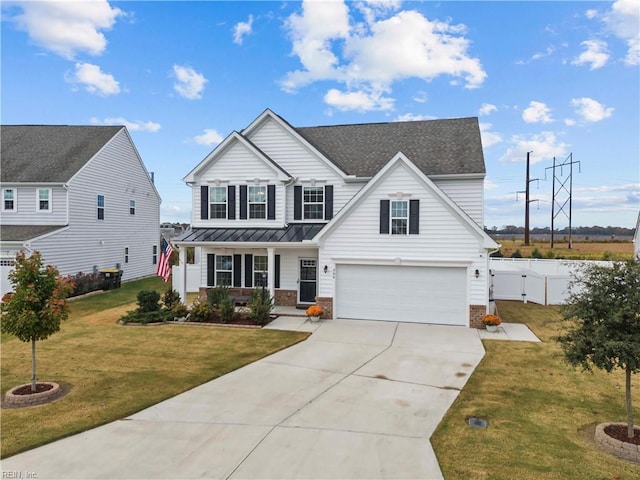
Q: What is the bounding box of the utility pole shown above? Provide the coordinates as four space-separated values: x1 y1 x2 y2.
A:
517 152 538 246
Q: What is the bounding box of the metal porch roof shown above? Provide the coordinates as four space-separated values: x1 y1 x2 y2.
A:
176 223 326 243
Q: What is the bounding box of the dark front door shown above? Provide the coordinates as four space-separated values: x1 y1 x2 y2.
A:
299 259 317 303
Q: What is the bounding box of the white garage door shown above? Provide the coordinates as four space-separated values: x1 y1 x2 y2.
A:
336 265 468 325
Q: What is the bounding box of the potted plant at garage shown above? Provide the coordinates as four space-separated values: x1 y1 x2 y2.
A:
482 313 501 332
306 304 324 323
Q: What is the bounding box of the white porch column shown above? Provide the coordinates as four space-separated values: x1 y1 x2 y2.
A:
179 246 187 304
267 247 275 299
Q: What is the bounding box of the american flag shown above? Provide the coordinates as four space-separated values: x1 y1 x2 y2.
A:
157 237 174 282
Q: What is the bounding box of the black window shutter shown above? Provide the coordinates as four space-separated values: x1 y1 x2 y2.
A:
380 200 390 234
244 254 253 288
324 185 334 220
227 185 236 220
294 186 302 220
409 199 420 234
239 185 247 219
267 185 276 220
233 254 242 287
200 186 209 220
275 255 281 288
207 254 215 286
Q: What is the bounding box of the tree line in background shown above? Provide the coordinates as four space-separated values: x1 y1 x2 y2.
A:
485 225 635 237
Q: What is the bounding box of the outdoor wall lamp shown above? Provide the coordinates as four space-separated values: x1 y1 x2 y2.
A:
323 265 328 274
474 269 480 278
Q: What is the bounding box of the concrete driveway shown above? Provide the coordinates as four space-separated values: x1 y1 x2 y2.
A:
2 318 486 479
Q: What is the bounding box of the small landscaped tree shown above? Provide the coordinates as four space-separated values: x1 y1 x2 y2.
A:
557 259 640 440
0 251 73 392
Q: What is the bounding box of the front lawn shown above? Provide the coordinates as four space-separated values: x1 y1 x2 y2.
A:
431 300 640 479
1 277 308 458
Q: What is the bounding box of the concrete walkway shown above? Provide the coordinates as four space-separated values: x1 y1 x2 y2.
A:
1 318 538 479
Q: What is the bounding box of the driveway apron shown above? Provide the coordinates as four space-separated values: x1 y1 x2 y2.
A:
2 319 486 479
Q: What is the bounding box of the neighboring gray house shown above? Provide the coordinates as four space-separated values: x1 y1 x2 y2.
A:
173 109 498 327
0 125 161 296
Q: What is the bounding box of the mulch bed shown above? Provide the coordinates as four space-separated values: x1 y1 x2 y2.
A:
604 424 640 445
12 383 54 395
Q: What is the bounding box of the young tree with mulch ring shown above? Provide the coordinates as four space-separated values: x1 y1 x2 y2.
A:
557 259 640 440
1 251 73 392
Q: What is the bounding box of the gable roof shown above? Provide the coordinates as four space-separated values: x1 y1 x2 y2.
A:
0 125 123 183
296 117 485 177
0 225 66 242
315 152 498 249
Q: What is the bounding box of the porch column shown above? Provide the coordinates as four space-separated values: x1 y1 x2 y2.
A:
179 246 187 305
267 247 275 299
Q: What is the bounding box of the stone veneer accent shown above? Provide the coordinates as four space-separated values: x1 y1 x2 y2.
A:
595 422 640 463
469 305 487 329
316 297 333 319
4 382 61 407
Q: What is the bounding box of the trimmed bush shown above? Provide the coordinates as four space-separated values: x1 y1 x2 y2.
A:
214 295 234 323
248 289 274 326
137 290 161 313
162 289 181 310
66 271 104 297
207 286 230 308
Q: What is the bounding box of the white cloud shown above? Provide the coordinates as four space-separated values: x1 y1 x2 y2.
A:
90 117 160 132
412 91 428 103
394 113 437 122
233 15 254 45
564 118 577 127
585 9 598 20
604 0 640 66
500 131 570 164
282 1 486 111
570 97 614 122
324 88 394 112
172 65 207 99
479 122 502 148
479 103 497 116
7 0 123 59
572 39 609 69
522 101 554 124
67 62 120 96
194 128 224 146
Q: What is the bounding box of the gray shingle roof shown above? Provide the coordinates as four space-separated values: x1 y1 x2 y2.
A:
0 125 123 183
295 117 485 177
0 225 65 242
177 224 326 243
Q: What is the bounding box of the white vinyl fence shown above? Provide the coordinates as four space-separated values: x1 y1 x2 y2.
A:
490 258 611 305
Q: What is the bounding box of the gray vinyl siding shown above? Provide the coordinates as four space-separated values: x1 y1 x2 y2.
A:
318 162 488 306
0 185 67 225
32 129 160 280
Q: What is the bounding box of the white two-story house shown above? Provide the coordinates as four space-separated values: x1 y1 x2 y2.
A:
0 125 161 296
174 109 499 327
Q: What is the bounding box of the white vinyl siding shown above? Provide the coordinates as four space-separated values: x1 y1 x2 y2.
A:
0 186 67 226
29 129 160 281
433 177 484 226
318 162 489 311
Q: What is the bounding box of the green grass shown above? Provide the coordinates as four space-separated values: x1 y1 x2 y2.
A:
431 300 640 480
1 277 308 458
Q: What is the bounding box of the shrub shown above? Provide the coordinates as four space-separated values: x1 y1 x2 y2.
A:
162 289 181 310
137 290 161 313
189 300 210 322
545 249 556 259
214 295 234 323
531 248 543 259
207 286 230 308
511 249 523 258
248 289 273 326
171 303 189 319
66 271 104 297
120 310 170 324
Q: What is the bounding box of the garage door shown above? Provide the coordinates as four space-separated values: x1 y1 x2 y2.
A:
336 265 467 325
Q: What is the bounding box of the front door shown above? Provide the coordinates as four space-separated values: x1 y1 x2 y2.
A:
299 259 317 303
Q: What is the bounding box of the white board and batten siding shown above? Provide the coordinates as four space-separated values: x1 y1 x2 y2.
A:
32 129 160 281
319 161 490 324
193 140 286 229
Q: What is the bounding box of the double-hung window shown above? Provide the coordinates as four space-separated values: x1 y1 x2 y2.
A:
3 189 15 211
152 245 158 265
248 186 266 219
124 247 129 264
216 255 233 286
391 201 408 235
253 255 268 287
37 188 51 212
129 200 136 215
303 186 324 220
209 186 227 219
97 195 105 220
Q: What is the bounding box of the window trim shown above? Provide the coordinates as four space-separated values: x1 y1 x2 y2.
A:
2 188 16 212
248 185 267 219
215 254 233 286
97 194 105 220
303 186 324 220
209 186 227 219
390 200 408 235
37 188 52 212
253 255 268 287
129 199 136 215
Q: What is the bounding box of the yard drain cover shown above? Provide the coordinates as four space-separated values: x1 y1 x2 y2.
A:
466 417 488 429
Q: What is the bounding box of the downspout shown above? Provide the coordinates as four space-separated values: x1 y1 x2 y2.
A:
63 183 70 225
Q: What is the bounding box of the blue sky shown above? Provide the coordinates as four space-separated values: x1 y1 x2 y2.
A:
2 0 638 229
